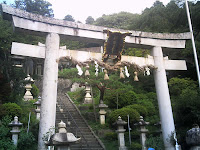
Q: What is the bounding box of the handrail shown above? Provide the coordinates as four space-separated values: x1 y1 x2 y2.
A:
57 97 91 150
65 93 106 150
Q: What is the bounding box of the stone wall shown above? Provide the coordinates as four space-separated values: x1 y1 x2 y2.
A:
35 78 72 96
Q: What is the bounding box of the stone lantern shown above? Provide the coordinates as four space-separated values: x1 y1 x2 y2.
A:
134 116 149 150
186 124 200 150
9 116 23 146
114 116 127 150
24 74 34 101
34 96 41 120
46 120 81 150
84 82 92 104
98 101 108 125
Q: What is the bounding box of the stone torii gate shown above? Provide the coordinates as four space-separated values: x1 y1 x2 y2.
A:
1 4 191 150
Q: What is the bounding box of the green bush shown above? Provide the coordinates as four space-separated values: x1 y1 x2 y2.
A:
17 100 39 128
0 116 16 150
58 68 78 78
104 132 117 141
137 99 156 116
104 89 138 109
17 130 37 150
0 103 22 118
125 104 148 117
67 89 85 103
145 135 164 150
108 107 140 126
31 84 39 98
129 142 142 150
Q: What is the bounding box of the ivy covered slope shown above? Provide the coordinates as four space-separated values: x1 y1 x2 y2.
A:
59 65 159 149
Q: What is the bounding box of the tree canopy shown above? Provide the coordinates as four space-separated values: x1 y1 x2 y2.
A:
14 0 54 17
64 14 75 22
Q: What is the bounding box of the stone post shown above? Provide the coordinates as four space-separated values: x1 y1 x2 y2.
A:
98 101 108 125
134 116 149 150
152 46 175 150
38 33 60 150
33 96 41 120
24 74 34 101
9 116 23 146
84 83 92 104
115 116 127 150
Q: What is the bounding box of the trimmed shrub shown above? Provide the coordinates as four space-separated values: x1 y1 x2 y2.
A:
0 103 22 118
108 107 140 126
125 104 148 117
104 89 138 109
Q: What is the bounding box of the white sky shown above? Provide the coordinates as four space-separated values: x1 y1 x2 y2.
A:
2 0 170 23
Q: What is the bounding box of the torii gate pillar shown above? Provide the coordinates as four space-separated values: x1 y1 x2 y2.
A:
38 33 60 150
152 46 175 150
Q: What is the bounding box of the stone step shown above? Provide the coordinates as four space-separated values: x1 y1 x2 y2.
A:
56 92 105 150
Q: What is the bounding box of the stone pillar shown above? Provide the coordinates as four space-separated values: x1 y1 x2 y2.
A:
98 101 108 125
38 33 60 150
115 116 127 150
134 116 149 150
34 96 41 120
9 116 23 146
84 83 92 104
152 46 175 150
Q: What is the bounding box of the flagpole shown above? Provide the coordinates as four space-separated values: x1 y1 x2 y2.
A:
185 0 200 88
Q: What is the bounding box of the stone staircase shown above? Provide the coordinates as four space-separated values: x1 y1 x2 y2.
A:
56 92 105 150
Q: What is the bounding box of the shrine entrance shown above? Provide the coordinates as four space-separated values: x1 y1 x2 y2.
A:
1 4 192 150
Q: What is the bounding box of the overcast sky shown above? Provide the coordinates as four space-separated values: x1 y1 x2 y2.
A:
1 0 171 23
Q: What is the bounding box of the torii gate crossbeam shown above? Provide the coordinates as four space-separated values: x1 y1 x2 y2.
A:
1 4 191 150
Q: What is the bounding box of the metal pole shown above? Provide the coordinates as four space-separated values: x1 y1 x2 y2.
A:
185 0 200 88
127 115 131 146
27 112 31 133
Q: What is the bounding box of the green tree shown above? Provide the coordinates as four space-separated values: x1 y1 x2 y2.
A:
94 12 139 29
169 77 200 149
64 14 75 22
85 16 95 24
14 0 54 17
0 102 22 118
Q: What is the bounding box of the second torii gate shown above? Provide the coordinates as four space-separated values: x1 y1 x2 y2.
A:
1 4 191 150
